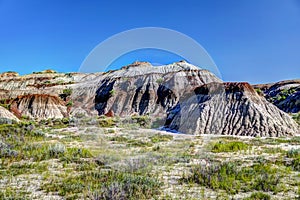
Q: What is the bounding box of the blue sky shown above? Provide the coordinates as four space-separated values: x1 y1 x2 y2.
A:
0 0 299 83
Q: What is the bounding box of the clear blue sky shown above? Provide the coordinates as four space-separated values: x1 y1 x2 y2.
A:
0 0 299 83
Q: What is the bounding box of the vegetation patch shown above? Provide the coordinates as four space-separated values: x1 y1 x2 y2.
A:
180 161 286 194
243 192 271 200
150 134 173 143
42 170 162 199
211 140 250 153
131 115 151 128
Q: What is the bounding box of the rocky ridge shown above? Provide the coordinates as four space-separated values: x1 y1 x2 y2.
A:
253 79 300 113
95 61 222 117
164 82 299 137
0 62 299 136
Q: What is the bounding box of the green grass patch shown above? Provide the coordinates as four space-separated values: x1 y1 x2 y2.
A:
211 140 249 153
244 192 270 200
180 161 286 194
150 134 173 143
42 170 162 199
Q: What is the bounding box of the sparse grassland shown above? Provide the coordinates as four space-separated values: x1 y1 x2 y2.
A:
0 117 300 199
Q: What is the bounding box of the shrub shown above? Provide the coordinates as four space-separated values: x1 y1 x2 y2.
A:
60 147 93 164
48 143 66 158
109 90 115 96
99 117 117 127
211 141 249 153
156 78 164 84
150 134 173 143
255 88 263 96
66 101 73 107
42 170 162 199
286 148 300 158
292 113 300 125
244 192 271 200
180 161 284 194
131 115 151 128
60 88 73 100
0 141 18 158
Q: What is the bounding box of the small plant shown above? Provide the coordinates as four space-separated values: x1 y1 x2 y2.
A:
66 100 73 107
21 115 30 120
150 134 173 143
287 148 300 158
292 113 300 125
99 117 117 127
109 89 115 96
255 88 263 96
156 78 164 84
131 115 151 128
48 143 66 158
60 88 73 101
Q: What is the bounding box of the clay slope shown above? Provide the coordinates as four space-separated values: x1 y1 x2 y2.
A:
95 61 222 117
253 79 300 113
0 70 102 118
0 106 19 121
11 94 68 119
165 82 299 137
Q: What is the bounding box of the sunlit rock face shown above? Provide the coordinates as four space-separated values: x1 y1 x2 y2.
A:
0 62 298 137
10 94 68 119
164 82 299 137
94 61 222 117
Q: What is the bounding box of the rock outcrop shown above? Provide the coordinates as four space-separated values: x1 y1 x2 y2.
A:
94 61 222 117
0 62 298 137
10 94 68 119
0 106 19 122
164 82 299 137
253 79 300 113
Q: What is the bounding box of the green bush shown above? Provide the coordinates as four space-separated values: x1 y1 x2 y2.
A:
211 141 249 153
109 90 115 96
66 101 73 107
292 113 300 125
60 88 73 100
99 117 117 127
156 78 164 84
150 134 173 143
131 115 151 128
255 88 263 96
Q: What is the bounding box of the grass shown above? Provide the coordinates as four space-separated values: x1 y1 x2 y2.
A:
42 170 162 199
244 192 271 200
1 117 300 199
131 115 152 128
150 134 173 143
180 161 286 194
211 140 250 153
292 113 300 125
